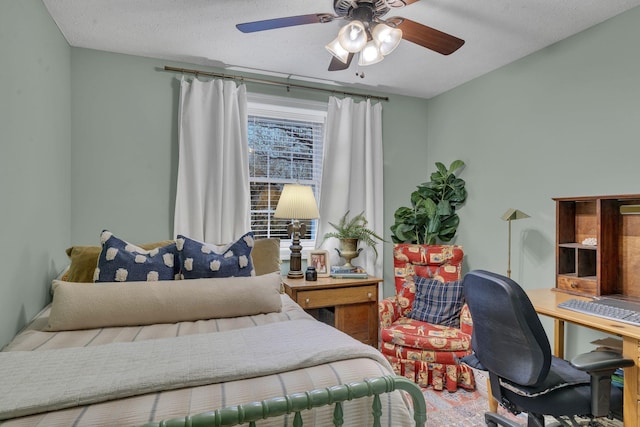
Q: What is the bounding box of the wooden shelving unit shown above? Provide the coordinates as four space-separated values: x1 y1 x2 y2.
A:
554 194 640 297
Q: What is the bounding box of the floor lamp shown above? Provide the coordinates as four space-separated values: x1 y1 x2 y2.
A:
274 184 319 279
501 208 530 278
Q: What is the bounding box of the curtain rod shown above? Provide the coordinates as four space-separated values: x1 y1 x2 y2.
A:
163 66 389 102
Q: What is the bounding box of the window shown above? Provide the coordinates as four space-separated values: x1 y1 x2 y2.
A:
247 94 327 257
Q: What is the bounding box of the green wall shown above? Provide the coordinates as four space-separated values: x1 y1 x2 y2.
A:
0 0 71 349
69 50 179 244
425 6 640 355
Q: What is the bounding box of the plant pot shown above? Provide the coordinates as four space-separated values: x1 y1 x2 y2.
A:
335 238 363 268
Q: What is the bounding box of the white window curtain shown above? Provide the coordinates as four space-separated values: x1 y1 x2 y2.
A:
316 97 384 278
173 77 251 243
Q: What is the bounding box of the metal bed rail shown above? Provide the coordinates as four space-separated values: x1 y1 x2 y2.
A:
140 375 426 427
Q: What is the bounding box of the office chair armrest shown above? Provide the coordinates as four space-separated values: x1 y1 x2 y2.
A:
571 351 634 417
571 350 634 373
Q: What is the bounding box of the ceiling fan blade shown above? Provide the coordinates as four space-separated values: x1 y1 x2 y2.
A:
387 0 421 7
390 17 464 55
328 53 354 71
236 14 334 33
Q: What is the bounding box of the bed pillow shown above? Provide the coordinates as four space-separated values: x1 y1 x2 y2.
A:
64 240 174 283
252 238 281 276
47 272 283 331
177 232 255 279
95 231 179 282
408 276 464 328
64 246 102 283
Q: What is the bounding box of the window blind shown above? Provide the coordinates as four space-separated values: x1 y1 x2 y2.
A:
247 96 326 243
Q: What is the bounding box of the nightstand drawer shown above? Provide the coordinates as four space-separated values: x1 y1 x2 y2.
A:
297 285 377 309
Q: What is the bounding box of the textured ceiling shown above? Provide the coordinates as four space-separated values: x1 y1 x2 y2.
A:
43 0 640 99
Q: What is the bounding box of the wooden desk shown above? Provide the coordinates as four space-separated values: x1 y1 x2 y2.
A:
282 276 381 346
528 288 640 426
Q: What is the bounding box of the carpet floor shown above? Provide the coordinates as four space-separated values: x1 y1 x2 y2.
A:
423 374 623 427
423 387 522 426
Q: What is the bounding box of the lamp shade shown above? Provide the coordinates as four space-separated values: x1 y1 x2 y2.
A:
501 208 530 221
337 20 367 53
372 23 402 56
325 36 350 64
358 40 384 66
273 184 319 220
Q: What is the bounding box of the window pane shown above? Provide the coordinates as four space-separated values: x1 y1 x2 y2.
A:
247 109 324 242
250 182 317 240
248 117 320 182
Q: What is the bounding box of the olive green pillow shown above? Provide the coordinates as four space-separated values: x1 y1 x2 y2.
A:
64 240 174 283
252 238 281 276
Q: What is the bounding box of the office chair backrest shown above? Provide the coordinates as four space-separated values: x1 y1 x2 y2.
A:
463 270 552 387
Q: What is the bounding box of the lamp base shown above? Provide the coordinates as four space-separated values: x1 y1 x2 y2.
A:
286 220 305 279
287 270 304 279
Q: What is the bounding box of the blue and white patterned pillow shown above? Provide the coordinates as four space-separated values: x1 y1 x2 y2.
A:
176 232 255 279
94 231 179 282
408 276 464 328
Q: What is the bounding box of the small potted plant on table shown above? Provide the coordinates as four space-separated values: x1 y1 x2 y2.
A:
323 211 385 269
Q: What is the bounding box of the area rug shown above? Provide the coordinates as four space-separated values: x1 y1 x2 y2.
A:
423 372 623 427
423 387 523 426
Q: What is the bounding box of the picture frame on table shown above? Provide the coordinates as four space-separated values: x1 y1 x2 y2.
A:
308 250 330 277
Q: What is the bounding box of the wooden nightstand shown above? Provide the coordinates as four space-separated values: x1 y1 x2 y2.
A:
282 276 382 347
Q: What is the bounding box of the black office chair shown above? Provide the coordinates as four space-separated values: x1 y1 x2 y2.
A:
461 270 634 427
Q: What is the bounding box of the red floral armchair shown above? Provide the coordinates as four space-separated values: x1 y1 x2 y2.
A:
379 244 475 392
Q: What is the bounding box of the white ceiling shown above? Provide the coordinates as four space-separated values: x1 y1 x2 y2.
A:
43 0 640 99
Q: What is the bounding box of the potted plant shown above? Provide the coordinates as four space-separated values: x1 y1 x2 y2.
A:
323 211 385 267
390 160 467 245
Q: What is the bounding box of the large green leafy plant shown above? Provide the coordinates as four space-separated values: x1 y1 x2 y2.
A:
390 160 467 245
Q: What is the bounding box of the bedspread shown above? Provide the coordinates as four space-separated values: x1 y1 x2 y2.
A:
1 295 415 427
0 318 388 420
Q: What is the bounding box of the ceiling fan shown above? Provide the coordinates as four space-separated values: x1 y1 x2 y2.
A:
236 0 464 71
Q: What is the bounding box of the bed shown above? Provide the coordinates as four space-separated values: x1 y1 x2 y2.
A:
0 232 424 426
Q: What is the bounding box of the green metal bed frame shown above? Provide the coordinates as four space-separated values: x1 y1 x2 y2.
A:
140 375 426 427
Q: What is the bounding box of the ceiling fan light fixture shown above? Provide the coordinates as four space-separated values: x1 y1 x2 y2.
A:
325 37 350 63
358 40 384 66
372 23 402 56
337 20 367 52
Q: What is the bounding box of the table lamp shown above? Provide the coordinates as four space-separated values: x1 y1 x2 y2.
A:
274 184 319 278
501 208 530 278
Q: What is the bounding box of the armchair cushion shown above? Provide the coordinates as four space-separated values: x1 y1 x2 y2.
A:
408 277 464 328
381 317 472 353
393 244 464 316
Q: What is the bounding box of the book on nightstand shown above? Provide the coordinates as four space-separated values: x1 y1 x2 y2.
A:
330 266 368 279
331 265 355 274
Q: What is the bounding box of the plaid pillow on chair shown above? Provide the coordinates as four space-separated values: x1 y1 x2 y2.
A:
408 276 465 328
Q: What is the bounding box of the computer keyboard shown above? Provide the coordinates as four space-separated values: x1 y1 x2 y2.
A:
558 298 640 327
